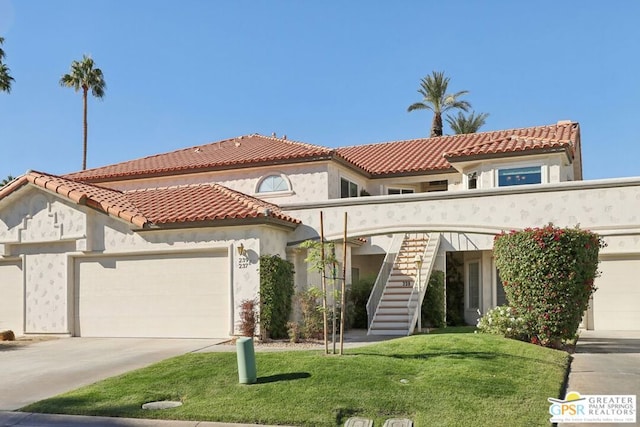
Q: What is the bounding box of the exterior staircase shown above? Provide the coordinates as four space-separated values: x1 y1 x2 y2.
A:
367 232 441 336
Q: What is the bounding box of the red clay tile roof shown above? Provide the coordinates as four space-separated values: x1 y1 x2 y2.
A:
64 134 333 182
0 171 300 228
125 184 301 225
60 121 579 182
336 121 579 176
443 135 574 160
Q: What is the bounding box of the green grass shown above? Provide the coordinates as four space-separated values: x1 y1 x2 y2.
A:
23 332 569 426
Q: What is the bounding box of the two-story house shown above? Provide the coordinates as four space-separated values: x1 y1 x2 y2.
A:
0 120 637 338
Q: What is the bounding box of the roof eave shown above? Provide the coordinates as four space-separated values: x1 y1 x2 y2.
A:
445 146 573 165
69 154 336 184
137 216 300 231
368 166 458 179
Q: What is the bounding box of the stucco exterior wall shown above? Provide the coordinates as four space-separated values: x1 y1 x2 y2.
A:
282 178 640 254
96 163 331 204
0 188 86 246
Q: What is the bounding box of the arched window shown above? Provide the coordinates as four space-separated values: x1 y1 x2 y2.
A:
257 174 290 193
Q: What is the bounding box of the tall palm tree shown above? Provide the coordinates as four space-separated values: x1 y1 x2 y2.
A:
446 111 490 134
60 55 106 170
407 71 471 137
0 37 14 93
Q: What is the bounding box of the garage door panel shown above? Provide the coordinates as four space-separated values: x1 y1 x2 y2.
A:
593 258 640 330
75 252 229 338
0 260 23 335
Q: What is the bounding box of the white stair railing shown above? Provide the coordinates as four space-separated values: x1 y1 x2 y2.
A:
406 233 441 334
366 233 404 329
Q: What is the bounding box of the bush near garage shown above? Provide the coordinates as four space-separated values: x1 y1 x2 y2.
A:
493 225 604 348
259 255 295 340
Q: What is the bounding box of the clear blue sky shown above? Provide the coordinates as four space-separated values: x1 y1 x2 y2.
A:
0 1 638 179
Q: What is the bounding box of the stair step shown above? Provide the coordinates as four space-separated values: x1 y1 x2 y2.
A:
368 329 407 336
378 302 408 310
371 321 410 329
373 314 410 322
376 306 407 316
381 294 413 301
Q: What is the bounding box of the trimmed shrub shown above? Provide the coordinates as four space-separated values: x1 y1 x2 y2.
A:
259 255 295 340
477 305 528 340
421 270 445 328
494 225 604 347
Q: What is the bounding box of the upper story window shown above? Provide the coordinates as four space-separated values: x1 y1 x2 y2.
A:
388 188 414 195
467 172 478 190
257 174 290 193
341 178 358 198
497 166 542 187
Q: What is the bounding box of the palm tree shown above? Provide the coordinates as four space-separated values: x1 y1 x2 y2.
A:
0 37 14 93
407 71 471 137
60 55 106 170
446 111 490 134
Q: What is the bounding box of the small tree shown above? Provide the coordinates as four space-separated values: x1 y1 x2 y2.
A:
238 299 258 337
494 225 605 347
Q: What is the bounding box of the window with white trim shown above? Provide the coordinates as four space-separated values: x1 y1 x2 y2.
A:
467 260 481 309
340 178 358 198
497 166 541 187
257 174 290 193
467 172 478 190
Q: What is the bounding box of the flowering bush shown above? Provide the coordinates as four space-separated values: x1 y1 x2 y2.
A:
494 224 605 348
477 305 528 340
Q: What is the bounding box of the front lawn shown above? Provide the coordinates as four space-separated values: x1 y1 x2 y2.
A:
23 332 569 426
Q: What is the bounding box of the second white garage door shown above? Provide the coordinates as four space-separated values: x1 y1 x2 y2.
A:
75 251 229 338
592 257 640 330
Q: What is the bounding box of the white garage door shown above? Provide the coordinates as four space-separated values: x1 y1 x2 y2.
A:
75 251 229 338
0 259 23 335
592 257 640 330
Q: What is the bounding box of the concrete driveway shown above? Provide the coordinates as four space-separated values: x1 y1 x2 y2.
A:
565 330 640 396
560 330 640 427
0 337 225 410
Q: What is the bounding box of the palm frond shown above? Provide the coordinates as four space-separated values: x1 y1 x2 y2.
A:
407 102 431 112
0 63 14 93
60 54 107 97
446 111 490 134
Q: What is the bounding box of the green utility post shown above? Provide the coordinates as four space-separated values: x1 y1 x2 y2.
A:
236 337 257 384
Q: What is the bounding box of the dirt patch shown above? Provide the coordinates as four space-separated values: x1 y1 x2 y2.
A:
222 336 326 350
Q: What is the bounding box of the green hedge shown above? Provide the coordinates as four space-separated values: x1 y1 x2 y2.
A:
348 277 375 329
421 270 445 328
493 225 604 347
259 255 295 339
